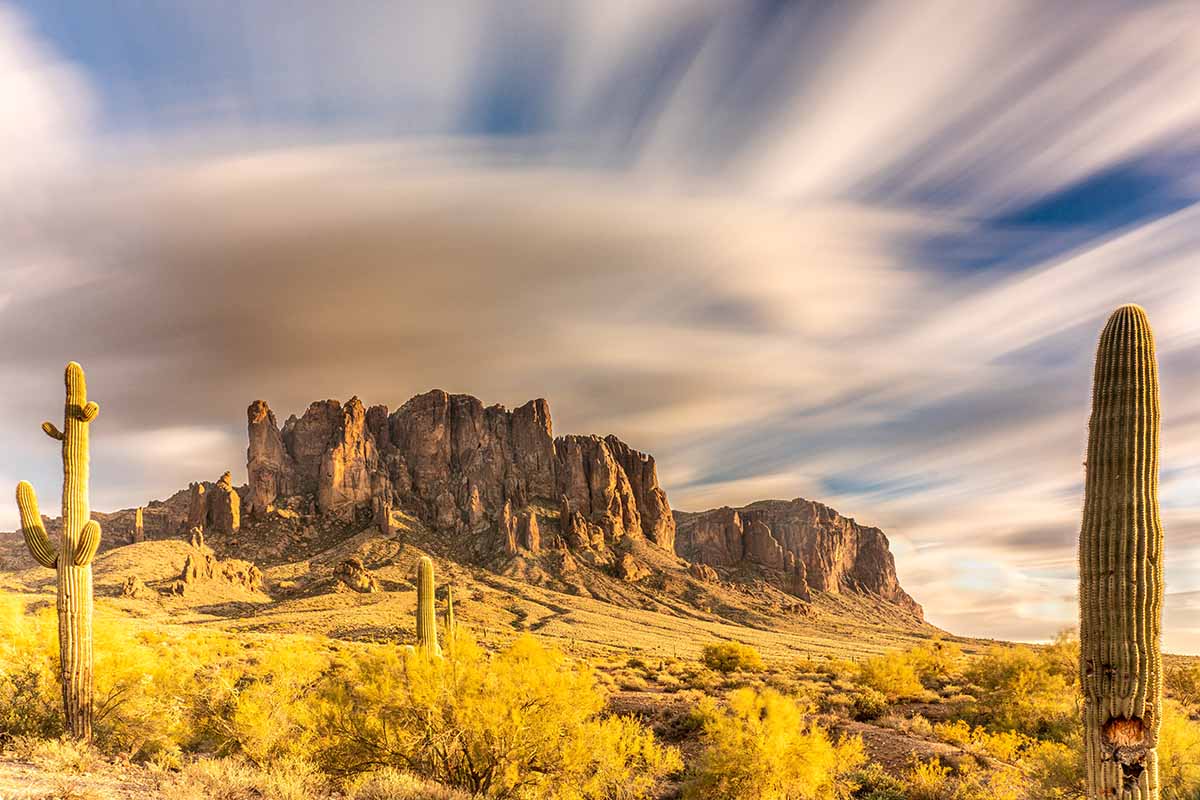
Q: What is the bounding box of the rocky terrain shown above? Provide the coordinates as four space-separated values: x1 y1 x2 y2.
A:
1 389 926 652
674 499 921 615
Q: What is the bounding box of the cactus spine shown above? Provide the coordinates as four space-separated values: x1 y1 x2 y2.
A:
1079 305 1163 799
16 362 102 741
416 556 441 656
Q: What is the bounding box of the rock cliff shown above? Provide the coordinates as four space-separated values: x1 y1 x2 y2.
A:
674 498 922 617
246 391 675 566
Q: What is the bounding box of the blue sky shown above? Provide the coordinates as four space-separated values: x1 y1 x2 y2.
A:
3 1 1200 650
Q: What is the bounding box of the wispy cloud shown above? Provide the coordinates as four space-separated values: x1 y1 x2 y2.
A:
3 1 1200 651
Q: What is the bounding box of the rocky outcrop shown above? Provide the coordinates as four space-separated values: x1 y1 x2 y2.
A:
171 545 263 595
208 472 241 535
186 472 241 536
120 576 151 599
245 391 675 564
334 558 380 593
674 499 921 617
247 400 294 514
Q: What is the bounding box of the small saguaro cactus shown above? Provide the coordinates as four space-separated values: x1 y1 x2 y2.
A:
132 506 144 543
444 584 456 637
17 362 102 741
416 556 441 656
1079 305 1164 799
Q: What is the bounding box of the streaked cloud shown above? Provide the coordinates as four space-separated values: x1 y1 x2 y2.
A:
3 1 1200 651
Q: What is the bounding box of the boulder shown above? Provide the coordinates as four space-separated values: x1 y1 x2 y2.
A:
334 558 380 593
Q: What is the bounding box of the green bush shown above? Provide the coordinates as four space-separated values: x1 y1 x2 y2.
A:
855 650 925 701
700 641 765 674
318 632 681 798
964 645 1075 739
0 594 679 799
1159 700 1200 799
682 687 864 800
850 687 888 721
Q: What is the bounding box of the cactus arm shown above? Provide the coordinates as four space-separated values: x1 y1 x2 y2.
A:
42 422 64 440
80 402 99 423
73 520 101 566
16 481 57 569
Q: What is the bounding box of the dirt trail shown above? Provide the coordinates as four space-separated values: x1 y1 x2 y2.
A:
0 756 167 800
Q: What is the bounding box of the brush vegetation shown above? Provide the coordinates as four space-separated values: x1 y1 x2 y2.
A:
5 592 1200 799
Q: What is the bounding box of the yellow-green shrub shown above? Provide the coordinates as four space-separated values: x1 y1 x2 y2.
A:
682 687 865 800
1166 663 1200 710
318 632 680 798
0 597 60 738
1159 700 1200 799
963 645 1075 739
904 638 964 687
700 641 765 674
855 650 925 701
189 639 332 764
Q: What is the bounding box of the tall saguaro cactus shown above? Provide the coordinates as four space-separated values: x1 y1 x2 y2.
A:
416 556 441 656
1079 305 1164 799
17 362 102 741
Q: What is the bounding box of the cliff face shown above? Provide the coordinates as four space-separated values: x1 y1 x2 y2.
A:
246 391 675 563
674 499 922 617
243 391 920 618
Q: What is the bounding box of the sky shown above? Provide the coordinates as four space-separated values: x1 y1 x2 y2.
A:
3 1 1200 651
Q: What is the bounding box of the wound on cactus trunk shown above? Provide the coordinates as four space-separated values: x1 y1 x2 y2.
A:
1079 305 1164 799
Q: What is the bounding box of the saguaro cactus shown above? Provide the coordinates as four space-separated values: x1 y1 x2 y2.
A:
132 506 144 543
17 362 102 740
1079 305 1163 799
444 584 456 637
416 556 441 656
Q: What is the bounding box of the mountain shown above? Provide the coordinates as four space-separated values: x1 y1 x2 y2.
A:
2 389 924 632
674 499 922 616
246 391 673 569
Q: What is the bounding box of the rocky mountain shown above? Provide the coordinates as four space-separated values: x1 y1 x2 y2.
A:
246 391 674 570
1 388 922 624
674 499 922 616
238 390 919 618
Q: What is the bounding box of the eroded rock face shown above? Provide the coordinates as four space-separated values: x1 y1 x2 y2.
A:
246 391 675 564
185 472 241 537
247 400 294 514
172 545 263 595
208 472 241 535
334 558 380 593
674 499 921 617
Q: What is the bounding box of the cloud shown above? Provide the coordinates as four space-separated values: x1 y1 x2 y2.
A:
4 1 1200 653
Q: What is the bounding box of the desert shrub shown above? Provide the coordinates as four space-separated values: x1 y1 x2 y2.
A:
0 597 63 738
1167 663 1200 710
905 638 965 687
346 768 473 800
319 632 680 798
855 650 925 701
7 735 105 774
850 762 906 800
903 757 952 800
1022 737 1084 797
850 687 888 721
171 755 328 800
1159 700 1200 799
188 639 332 764
963 645 1075 739
700 641 765 674
950 757 1025 800
682 687 865 800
